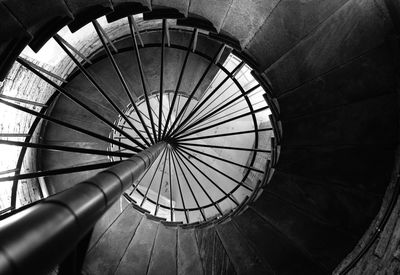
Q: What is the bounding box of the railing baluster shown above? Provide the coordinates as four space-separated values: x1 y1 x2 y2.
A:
128 16 157 143
174 149 223 215
171 149 206 221
170 147 188 223
0 98 138 152
92 20 154 145
54 34 151 148
162 29 196 139
17 57 145 149
140 148 167 207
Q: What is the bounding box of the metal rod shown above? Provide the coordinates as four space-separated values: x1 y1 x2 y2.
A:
175 146 253 192
0 139 138 156
178 142 271 154
131 16 144 47
17 57 145 149
175 147 238 207
0 98 138 152
128 16 157 143
179 144 264 173
174 149 223 215
55 35 92 64
165 43 225 138
140 148 167 206
174 84 261 137
96 22 118 53
54 34 150 148
92 20 154 144
0 133 30 138
179 128 272 142
162 29 197 139
0 161 119 182
168 148 173 221
0 168 20 176
19 58 67 83
170 149 206 221
178 61 243 130
155 145 168 215
0 143 165 275
0 94 47 107
158 19 166 141
175 105 268 140
170 147 188 223
188 99 265 133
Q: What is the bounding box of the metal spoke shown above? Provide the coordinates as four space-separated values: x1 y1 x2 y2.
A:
173 84 261 138
175 147 238 207
162 29 197 139
140 148 167 207
54 34 150 148
178 61 243 131
128 16 157 142
188 99 265 133
178 142 271 153
174 148 223 215
175 106 268 140
179 128 272 142
0 139 137 157
179 144 264 173
170 147 188 223
155 144 168 215
158 19 166 141
165 44 226 138
167 148 173 221
17 57 145 149
92 20 154 145
170 149 206 221
175 146 253 192
0 98 138 152
0 161 119 182
0 94 47 107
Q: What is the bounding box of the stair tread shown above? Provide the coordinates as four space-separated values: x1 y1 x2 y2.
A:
177 228 203 275
114 217 159 275
233 208 327 274
2 0 73 52
216 220 272 275
147 224 177 275
84 206 142 275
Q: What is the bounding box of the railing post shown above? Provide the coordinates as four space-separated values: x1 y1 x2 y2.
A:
0 142 165 275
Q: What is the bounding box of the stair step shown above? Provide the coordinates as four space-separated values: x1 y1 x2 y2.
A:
114 217 159 274
188 0 233 33
233 207 327 274
263 0 391 94
177 228 203 275
89 198 129 250
84 206 143 274
220 0 280 48
250 190 356 270
245 0 349 71
147 224 177 275
66 0 114 33
196 227 216 274
152 0 190 17
2 0 73 52
0 3 32 81
216 219 272 274
106 0 151 23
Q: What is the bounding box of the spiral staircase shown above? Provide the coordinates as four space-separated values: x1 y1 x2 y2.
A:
0 0 399 274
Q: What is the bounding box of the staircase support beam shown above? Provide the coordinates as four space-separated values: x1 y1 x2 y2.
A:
0 142 166 275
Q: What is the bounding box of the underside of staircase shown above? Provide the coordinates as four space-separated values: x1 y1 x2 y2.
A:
0 1 399 275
